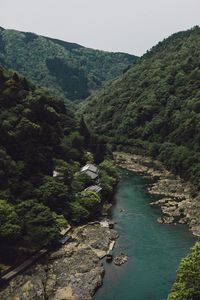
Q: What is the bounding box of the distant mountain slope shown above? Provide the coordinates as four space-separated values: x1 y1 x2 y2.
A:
81 26 200 188
0 27 137 101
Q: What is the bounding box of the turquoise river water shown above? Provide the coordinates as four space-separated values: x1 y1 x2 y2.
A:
94 170 195 300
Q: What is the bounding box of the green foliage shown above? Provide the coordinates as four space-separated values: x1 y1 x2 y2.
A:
79 117 109 163
0 28 137 101
52 212 68 229
0 66 88 251
99 159 118 198
53 159 79 185
69 201 89 223
81 26 200 189
78 190 101 211
36 176 69 214
0 200 21 239
0 148 19 193
168 241 200 300
100 171 116 198
0 66 111 254
83 151 94 164
71 173 93 193
99 160 118 178
70 190 101 223
46 57 89 99
16 200 60 246
79 116 91 146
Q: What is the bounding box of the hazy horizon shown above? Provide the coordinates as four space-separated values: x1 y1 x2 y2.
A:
1 0 200 56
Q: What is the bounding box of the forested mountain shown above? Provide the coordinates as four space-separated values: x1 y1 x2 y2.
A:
81 26 200 189
0 27 137 101
1 24 200 297
0 67 117 269
80 26 200 298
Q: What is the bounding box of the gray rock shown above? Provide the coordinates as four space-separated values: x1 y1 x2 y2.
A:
114 253 128 266
0 224 118 300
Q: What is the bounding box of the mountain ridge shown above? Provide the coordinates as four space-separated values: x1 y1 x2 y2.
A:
0 27 138 102
81 26 200 186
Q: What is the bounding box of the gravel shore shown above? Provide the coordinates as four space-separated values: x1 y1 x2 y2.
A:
114 152 200 237
0 224 118 300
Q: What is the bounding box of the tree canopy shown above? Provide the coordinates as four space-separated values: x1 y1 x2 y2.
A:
168 241 200 300
0 67 113 254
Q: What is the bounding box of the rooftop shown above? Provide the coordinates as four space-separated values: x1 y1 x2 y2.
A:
85 185 102 193
83 170 98 180
81 164 98 174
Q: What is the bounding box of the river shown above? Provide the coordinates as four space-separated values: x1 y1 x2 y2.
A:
94 170 195 300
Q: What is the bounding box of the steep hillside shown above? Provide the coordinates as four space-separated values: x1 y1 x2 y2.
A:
81 26 200 188
0 66 117 266
0 27 137 101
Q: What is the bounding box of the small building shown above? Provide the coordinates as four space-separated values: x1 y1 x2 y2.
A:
58 235 70 245
84 170 98 180
80 164 99 180
85 185 102 194
81 164 98 174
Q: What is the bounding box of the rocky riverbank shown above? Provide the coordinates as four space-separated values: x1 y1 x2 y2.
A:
0 224 118 300
114 152 200 237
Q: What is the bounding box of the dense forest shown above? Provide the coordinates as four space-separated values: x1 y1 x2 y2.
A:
81 26 200 189
80 26 200 298
0 27 137 101
0 67 117 270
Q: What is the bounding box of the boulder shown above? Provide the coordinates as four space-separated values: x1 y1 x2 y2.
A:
114 253 128 266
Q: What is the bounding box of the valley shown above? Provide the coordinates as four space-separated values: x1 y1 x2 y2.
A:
0 24 200 299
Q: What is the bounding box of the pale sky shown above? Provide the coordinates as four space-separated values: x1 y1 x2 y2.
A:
1 0 200 56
